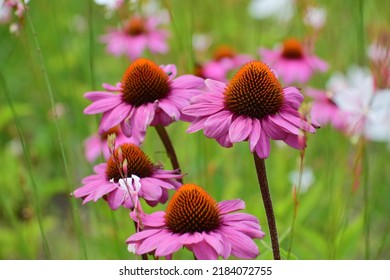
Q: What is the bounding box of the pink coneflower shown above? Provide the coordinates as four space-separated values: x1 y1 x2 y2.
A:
84 125 130 162
259 38 328 84
83 58 204 144
100 14 170 60
305 88 349 131
127 184 265 260
183 61 316 159
73 143 183 210
201 45 253 82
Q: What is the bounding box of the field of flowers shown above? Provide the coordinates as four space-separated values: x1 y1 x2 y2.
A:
0 0 389 260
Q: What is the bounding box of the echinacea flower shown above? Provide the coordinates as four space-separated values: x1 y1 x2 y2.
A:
83 58 205 144
73 143 183 210
305 88 349 131
327 66 390 141
100 14 170 60
259 38 328 84
84 125 129 162
183 61 316 159
201 45 253 82
126 184 265 260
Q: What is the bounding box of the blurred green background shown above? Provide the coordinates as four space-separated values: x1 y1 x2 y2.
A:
0 0 389 260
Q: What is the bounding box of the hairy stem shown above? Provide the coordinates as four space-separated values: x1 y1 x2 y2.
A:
155 125 183 184
253 153 281 260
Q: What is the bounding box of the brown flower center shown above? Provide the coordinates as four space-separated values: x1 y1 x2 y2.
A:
214 45 236 61
165 184 221 234
124 17 146 36
224 61 284 119
105 143 154 182
121 58 170 107
281 38 304 59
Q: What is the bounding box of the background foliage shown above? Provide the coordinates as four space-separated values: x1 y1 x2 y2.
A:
0 0 389 259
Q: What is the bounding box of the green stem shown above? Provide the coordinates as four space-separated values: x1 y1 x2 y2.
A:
287 150 305 259
253 153 281 260
155 125 183 184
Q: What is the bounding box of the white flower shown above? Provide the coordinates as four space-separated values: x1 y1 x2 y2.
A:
304 6 327 30
328 66 390 141
248 0 295 22
289 167 315 193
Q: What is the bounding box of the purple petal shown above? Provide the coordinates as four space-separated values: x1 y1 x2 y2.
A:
106 189 125 210
141 211 166 227
203 232 230 259
182 102 224 117
205 79 227 92
261 117 288 140
172 75 205 89
249 118 261 152
203 110 233 139
99 103 131 133
84 97 123 115
218 199 245 214
155 234 183 257
179 232 204 245
126 228 164 243
136 229 172 255
220 228 259 259
191 240 218 260
255 128 270 159
268 114 300 135
229 116 253 142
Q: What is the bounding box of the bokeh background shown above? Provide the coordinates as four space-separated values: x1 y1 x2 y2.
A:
0 0 389 259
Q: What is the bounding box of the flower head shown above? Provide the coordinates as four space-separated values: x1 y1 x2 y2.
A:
101 14 170 60
83 58 204 144
259 38 328 84
200 45 253 82
327 66 390 141
183 61 316 159
84 125 129 162
248 0 295 22
126 184 265 260
73 143 183 210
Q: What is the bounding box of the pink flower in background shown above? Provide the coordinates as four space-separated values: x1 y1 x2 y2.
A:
101 14 170 60
327 66 390 141
73 143 183 210
259 38 328 84
84 125 129 162
201 45 253 82
83 58 204 144
127 184 265 260
305 88 349 131
367 32 390 89
183 61 316 159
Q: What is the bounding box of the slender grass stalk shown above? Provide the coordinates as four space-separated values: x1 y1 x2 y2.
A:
88 0 96 90
155 125 183 183
253 153 280 260
287 149 305 259
22 2 88 259
0 73 51 259
361 139 370 259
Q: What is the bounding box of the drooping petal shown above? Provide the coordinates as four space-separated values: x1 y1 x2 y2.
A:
229 116 253 142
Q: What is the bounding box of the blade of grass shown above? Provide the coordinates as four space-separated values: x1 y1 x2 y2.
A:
22 1 88 259
0 73 51 259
